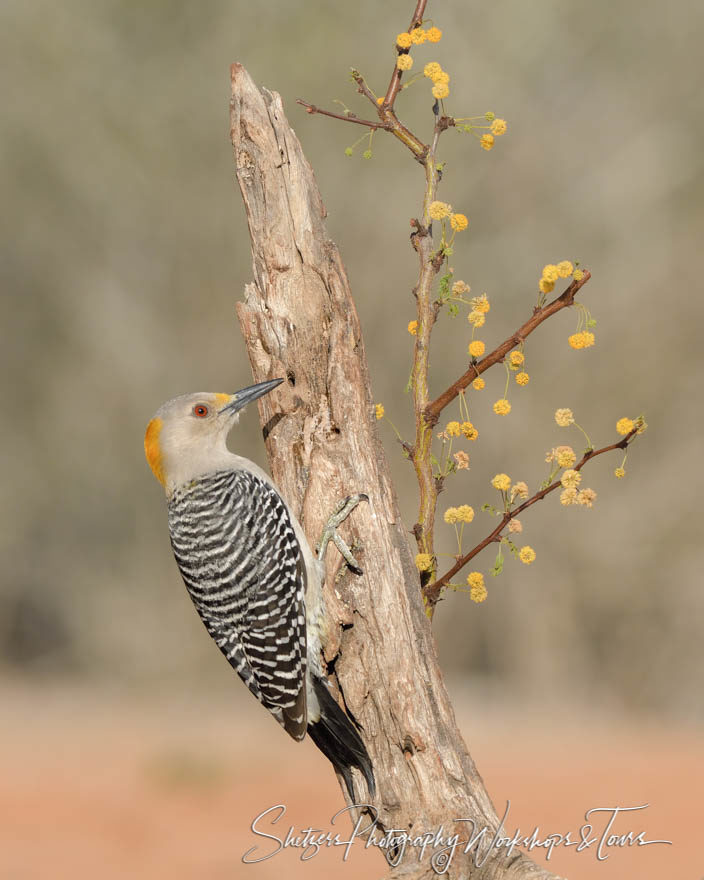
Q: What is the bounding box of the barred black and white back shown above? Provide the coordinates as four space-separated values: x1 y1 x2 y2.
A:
168 469 308 738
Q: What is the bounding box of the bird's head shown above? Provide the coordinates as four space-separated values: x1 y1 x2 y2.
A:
144 378 283 493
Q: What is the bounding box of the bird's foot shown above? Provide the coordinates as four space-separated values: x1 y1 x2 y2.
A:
316 493 368 575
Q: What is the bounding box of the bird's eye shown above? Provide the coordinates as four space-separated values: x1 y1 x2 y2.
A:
193 404 209 418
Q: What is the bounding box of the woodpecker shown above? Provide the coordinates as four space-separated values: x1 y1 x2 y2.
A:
145 378 374 799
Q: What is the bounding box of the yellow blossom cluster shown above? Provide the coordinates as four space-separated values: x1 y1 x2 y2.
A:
614 467 626 479
450 213 468 231
468 340 485 358
429 200 452 220
508 519 523 533
423 60 450 100
568 331 595 350
461 421 478 440
561 486 597 507
519 546 536 564
493 398 511 415
408 320 418 335
446 420 461 437
555 445 576 468
480 133 494 151
467 571 487 603
515 372 530 386
415 553 432 571
452 280 470 296
444 505 475 524
375 403 384 420
616 417 635 436
538 260 575 294
555 407 574 427
509 351 524 368
470 293 490 314
473 377 485 390
577 488 597 507
491 118 507 136
397 54 413 71
561 469 582 489
491 473 511 491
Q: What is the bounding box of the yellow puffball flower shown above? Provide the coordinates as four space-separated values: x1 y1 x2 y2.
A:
560 469 582 489
432 71 450 84
468 340 485 358
582 332 595 348
577 488 597 508
515 372 530 386
446 421 461 437
415 553 432 571
490 118 507 136
470 583 487 603
508 519 523 533
461 421 478 441
443 507 459 524
614 467 626 479
408 320 418 335
493 398 511 415
410 27 426 44
457 505 475 523
519 546 536 564
376 96 384 105
471 293 490 314
375 403 385 420
542 264 559 283
555 445 576 468
573 268 585 281
396 32 413 48
397 54 413 71
557 260 573 278
560 487 578 506
468 311 485 327
473 377 485 390
480 133 495 151
423 61 442 79
432 82 450 100
467 571 484 588
555 407 574 427
569 332 586 350
450 213 469 231
426 26 442 42
452 280 470 295
616 417 635 436
429 200 452 220
538 277 555 294
491 473 511 491
509 351 524 367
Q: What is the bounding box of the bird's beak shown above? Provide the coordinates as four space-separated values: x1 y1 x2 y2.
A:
219 378 284 416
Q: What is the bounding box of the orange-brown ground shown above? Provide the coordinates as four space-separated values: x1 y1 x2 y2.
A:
1 684 700 879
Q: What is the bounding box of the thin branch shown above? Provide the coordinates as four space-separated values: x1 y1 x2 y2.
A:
380 0 429 109
296 100 390 130
423 426 640 606
426 271 592 424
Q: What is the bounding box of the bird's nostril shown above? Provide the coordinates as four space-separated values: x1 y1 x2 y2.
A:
286 370 296 387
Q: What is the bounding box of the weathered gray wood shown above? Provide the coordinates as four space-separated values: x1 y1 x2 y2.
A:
229 62 563 880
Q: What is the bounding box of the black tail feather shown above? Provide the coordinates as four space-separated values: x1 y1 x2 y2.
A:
307 676 375 800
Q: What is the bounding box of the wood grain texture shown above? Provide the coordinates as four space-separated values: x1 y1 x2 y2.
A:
229 62 563 880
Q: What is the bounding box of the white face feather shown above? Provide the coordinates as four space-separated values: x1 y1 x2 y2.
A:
145 392 242 493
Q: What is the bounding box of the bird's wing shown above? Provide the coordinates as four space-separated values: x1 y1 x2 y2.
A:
168 469 308 740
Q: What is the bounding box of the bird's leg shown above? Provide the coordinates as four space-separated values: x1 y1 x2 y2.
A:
316 494 368 575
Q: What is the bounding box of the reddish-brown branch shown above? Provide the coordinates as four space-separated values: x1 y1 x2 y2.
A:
423 427 639 606
426 271 592 424
380 0 430 109
296 100 390 130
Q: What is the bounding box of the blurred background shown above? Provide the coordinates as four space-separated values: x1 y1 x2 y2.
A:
2 0 702 878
